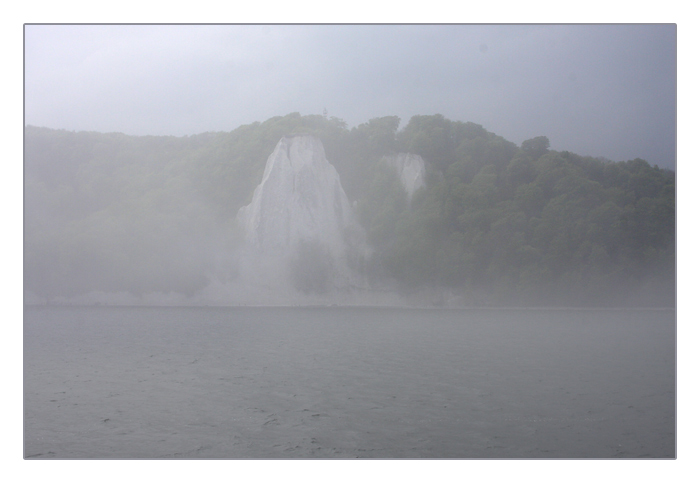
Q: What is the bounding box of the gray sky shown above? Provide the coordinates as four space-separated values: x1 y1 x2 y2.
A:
24 24 676 168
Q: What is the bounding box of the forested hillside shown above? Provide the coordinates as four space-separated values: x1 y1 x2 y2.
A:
24 113 675 306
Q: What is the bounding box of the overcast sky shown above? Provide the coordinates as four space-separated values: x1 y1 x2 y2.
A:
24 24 676 168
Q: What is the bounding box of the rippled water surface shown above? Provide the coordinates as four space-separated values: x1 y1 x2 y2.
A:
24 306 675 458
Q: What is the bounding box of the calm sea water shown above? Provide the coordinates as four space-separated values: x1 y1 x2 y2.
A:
24 306 675 459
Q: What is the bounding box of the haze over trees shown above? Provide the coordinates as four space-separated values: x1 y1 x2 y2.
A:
24 113 675 306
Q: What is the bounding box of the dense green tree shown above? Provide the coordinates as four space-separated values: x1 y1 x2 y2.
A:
521 136 550 160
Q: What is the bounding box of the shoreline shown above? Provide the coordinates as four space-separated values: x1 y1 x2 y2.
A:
23 303 676 311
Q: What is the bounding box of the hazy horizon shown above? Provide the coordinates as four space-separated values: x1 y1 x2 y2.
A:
24 24 676 169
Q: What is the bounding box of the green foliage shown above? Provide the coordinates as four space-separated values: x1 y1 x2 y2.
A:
356 162 408 248
334 116 400 202
521 136 550 160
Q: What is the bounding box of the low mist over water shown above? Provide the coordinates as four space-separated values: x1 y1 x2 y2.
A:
24 306 675 458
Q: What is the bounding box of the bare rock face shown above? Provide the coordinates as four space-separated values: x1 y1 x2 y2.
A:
235 135 368 302
383 153 426 199
239 135 354 257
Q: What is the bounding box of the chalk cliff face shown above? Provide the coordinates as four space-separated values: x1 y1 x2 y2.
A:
235 135 367 301
239 135 354 257
383 153 426 199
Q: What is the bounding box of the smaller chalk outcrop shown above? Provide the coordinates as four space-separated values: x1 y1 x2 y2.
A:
383 153 426 199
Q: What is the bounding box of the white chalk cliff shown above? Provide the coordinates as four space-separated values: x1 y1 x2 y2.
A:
383 153 426 199
235 135 368 301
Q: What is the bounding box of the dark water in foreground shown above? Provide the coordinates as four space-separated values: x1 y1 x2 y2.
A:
24 306 675 459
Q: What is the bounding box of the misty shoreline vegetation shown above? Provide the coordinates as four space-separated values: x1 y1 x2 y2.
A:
24 113 675 307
